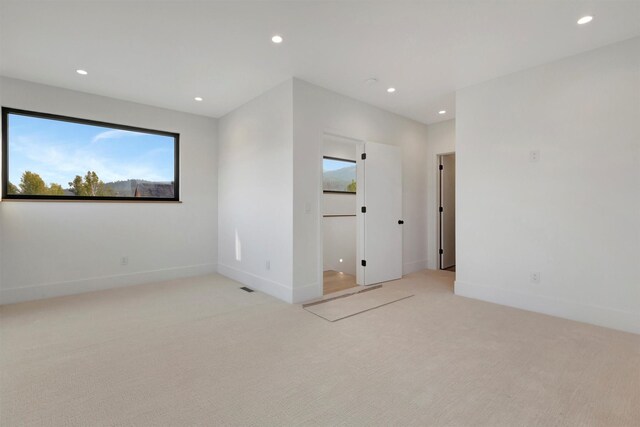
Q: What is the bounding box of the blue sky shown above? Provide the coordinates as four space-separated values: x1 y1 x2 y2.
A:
323 158 355 172
8 114 175 186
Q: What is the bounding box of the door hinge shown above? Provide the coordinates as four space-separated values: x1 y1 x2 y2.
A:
439 206 443 213
361 260 367 267
439 249 444 255
361 153 367 160
361 206 366 213
439 164 443 170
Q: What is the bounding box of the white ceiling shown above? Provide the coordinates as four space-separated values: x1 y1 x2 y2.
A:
1 1 639 124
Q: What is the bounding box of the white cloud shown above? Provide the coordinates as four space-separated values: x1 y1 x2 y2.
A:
92 129 140 143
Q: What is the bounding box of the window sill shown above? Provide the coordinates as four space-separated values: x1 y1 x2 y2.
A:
0 199 183 204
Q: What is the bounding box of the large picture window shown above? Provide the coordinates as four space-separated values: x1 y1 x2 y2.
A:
2 108 179 201
323 156 356 193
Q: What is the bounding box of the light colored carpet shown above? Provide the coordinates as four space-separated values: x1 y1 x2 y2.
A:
305 286 413 321
1 270 639 426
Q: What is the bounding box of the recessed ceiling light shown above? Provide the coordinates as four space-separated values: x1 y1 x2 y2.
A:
271 35 283 44
387 87 396 93
76 69 88 75
365 77 378 86
194 97 203 101
439 110 447 115
577 15 593 25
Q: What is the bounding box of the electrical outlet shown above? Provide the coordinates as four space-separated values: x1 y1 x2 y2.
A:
530 272 540 284
265 260 271 270
121 256 129 266
529 150 540 162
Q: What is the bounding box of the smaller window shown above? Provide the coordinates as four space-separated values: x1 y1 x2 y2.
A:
323 156 356 193
2 107 179 201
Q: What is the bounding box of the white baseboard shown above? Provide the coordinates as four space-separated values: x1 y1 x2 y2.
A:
455 280 640 335
403 259 428 275
217 263 292 303
292 282 322 304
0 263 218 305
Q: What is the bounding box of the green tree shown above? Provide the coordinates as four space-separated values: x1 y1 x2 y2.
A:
347 179 356 193
48 183 65 195
7 181 19 194
69 171 113 196
16 172 69 195
69 175 87 196
19 171 47 195
84 171 102 196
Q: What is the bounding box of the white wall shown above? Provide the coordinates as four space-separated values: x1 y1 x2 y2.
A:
293 79 430 302
0 77 218 304
425 119 456 269
455 37 640 334
322 137 357 275
217 80 294 302
323 217 357 275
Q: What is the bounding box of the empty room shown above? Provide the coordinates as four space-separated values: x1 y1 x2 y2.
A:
0 1 638 426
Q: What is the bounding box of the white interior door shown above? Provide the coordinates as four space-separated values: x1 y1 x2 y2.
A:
440 153 456 269
357 141 403 285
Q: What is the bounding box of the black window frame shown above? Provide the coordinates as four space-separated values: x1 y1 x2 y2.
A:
1 107 180 202
322 155 356 194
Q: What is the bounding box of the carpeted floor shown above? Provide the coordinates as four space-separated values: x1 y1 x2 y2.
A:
304 285 413 321
1 270 638 426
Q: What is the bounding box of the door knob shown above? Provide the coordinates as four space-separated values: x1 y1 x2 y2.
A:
398 220 404 225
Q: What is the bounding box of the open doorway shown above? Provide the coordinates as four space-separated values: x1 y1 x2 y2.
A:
322 137 358 295
319 134 404 296
438 153 456 271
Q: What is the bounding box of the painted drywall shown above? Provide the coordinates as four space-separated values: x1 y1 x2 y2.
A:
0 77 218 304
425 119 456 269
322 137 356 275
455 37 640 334
292 79 430 302
217 80 294 302
322 217 357 275
323 194 356 216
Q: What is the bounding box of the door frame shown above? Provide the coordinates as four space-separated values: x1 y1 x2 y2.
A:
317 132 365 296
437 152 456 270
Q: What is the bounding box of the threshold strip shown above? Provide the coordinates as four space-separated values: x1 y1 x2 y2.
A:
302 285 383 308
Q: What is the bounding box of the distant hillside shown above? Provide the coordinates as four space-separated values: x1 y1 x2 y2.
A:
103 179 150 197
62 179 169 197
8 170 174 197
323 165 356 192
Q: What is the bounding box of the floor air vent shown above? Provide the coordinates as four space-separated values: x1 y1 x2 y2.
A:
240 287 254 293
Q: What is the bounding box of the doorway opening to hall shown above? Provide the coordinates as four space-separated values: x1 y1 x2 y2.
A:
438 153 456 272
320 133 404 296
322 139 358 295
